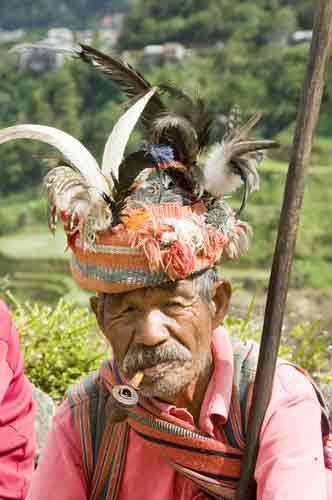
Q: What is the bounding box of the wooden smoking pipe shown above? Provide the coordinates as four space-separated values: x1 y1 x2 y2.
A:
106 371 144 423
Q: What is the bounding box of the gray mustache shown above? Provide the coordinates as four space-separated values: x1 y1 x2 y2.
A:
123 339 192 375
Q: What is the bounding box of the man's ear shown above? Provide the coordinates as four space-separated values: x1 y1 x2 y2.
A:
90 295 104 332
211 281 232 329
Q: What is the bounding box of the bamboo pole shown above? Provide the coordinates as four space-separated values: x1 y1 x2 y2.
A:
236 2 332 498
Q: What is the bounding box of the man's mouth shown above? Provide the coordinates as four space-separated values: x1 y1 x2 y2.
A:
141 360 182 378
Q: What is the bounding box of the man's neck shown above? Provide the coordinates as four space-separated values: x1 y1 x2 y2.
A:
162 353 213 426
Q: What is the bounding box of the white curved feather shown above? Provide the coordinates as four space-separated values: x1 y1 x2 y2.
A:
0 124 110 197
101 87 157 180
203 142 243 198
44 165 112 246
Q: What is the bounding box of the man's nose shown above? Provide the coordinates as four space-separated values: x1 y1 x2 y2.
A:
133 309 170 347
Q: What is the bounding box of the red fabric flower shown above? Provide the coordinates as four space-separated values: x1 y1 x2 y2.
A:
202 229 227 265
162 241 195 281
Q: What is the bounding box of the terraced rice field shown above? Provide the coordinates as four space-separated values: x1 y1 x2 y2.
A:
0 226 89 304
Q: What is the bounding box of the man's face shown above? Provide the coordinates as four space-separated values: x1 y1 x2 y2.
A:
96 280 218 401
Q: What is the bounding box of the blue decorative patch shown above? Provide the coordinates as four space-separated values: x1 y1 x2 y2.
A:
149 144 175 166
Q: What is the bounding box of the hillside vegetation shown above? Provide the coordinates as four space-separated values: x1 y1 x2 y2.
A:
0 0 131 30
119 0 313 48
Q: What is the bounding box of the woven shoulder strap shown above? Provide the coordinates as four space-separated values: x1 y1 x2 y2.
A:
220 340 258 450
66 371 128 500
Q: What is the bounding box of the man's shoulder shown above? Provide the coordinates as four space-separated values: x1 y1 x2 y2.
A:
231 339 330 437
51 370 103 431
274 362 319 403
231 338 317 398
231 338 322 407
65 369 102 408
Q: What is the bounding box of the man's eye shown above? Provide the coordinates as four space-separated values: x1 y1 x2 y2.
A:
164 301 183 310
122 305 137 314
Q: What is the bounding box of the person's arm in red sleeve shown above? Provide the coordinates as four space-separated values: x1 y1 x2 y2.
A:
0 301 36 500
255 364 328 499
27 400 87 500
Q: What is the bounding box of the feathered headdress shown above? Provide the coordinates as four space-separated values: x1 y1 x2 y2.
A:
0 45 278 293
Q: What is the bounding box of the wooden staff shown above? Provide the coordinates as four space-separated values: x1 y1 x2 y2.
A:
236 1 332 498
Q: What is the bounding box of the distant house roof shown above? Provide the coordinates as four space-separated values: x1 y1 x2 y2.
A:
144 45 164 56
18 48 64 72
0 29 25 44
47 28 74 43
291 30 312 44
143 43 186 63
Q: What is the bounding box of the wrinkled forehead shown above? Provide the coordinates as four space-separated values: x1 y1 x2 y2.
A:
104 279 196 309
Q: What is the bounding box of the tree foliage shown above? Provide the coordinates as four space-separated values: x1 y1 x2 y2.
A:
0 53 122 194
119 0 307 49
0 0 131 30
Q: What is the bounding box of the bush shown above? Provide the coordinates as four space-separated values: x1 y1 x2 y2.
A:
225 302 332 385
0 210 19 236
7 292 110 403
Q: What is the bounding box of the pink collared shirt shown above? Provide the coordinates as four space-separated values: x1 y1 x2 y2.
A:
28 327 332 499
0 301 35 499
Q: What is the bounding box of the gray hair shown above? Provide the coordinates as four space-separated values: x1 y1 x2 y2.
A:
189 267 220 312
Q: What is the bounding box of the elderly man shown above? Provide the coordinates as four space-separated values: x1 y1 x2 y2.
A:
0 46 331 499
0 300 35 499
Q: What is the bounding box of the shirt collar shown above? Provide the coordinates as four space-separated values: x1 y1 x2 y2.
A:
198 326 234 435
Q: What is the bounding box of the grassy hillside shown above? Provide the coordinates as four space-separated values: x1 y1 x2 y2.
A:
227 153 332 289
0 221 89 304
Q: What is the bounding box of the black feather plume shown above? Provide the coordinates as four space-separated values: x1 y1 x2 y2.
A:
116 150 153 197
159 84 213 151
78 44 165 126
150 113 199 165
78 46 212 168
